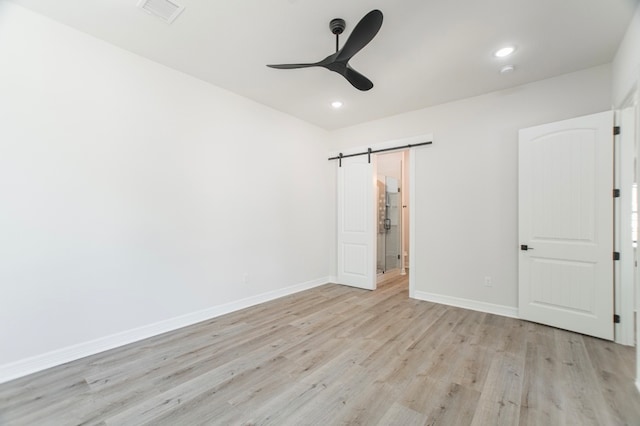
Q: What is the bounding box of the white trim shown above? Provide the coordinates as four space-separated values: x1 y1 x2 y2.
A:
413 290 519 319
400 152 407 276
634 82 640 392
409 148 416 298
615 103 637 346
0 276 331 384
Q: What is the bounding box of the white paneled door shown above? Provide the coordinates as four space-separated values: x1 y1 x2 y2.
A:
337 155 376 290
519 111 614 340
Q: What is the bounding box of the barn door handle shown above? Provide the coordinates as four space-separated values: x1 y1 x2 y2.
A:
520 244 534 251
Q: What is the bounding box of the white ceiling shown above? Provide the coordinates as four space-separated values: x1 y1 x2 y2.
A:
7 0 638 130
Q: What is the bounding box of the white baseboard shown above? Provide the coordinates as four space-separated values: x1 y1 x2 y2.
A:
413 290 519 319
0 276 331 384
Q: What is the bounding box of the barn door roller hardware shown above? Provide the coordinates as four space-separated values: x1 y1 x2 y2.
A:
329 141 432 167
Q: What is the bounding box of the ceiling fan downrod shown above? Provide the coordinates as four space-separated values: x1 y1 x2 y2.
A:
330 18 345 53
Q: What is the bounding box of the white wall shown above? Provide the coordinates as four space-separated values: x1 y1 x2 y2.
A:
329 65 612 312
613 1 640 107
0 1 331 376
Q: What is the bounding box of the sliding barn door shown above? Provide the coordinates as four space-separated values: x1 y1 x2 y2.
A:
519 111 614 340
337 155 376 290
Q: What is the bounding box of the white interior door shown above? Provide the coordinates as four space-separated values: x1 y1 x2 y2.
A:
518 111 614 340
337 155 376 290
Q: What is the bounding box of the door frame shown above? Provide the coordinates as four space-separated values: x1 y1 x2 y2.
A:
634 90 640 394
330 133 433 297
614 83 640 391
615 92 637 346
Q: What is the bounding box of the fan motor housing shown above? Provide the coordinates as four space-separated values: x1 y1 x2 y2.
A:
330 18 345 35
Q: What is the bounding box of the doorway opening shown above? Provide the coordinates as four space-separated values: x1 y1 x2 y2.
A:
334 134 428 292
376 150 409 285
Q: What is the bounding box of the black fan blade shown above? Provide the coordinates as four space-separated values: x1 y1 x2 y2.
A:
337 10 383 62
267 63 320 69
342 66 373 91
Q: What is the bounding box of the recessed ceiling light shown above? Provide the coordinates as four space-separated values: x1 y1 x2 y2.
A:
494 46 516 58
331 101 343 109
500 65 515 74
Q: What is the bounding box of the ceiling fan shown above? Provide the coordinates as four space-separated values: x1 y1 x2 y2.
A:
267 9 383 91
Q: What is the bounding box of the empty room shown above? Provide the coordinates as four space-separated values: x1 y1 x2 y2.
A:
1 0 640 424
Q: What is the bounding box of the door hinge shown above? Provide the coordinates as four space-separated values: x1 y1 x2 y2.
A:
613 189 620 198
613 126 621 136
613 252 620 261
614 314 621 323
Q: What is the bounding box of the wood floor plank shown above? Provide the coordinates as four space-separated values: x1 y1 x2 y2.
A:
262 359 370 425
519 329 567 426
103 340 291 425
332 382 400 425
376 402 426 425
400 375 481 425
553 329 618 426
470 352 524 426
1 275 638 425
494 316 528 358
582 336 640 425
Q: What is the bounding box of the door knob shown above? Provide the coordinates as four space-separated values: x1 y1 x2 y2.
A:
520 244 534 251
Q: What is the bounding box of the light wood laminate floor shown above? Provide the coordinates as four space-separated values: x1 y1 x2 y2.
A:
1 276 639 425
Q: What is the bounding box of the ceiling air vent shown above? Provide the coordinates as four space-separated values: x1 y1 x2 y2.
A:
137 0 185 24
